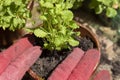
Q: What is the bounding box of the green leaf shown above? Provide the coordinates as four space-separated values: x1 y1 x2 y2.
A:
25 28 34 33
56 4 61 9
4 0 12 5
56 47 61 51
97 0 112 6
7 8 14 16
106 7 117 17
65 3 73 9
3 23 9 30
13 18 18 27
95 5 103 14
69 21 79 29
0 6 3 11
52 19 58 24
4 16 12 23
68 38 79 46
34 29 47 38
89 0 98 9
40 15 47 21
42 2 54 8
113 0 118 4
9 24 15 31
54 38 62 46
49 9 54 15
59 25 66 35
15 0 22 5
76 32 80 36
61 10 73 21
55 4 63 14
44 43 48 47
51 0 57 3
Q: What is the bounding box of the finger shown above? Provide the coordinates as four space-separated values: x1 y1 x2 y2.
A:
0 46 42 80
48 48 84 80
68 49 100 80
93 70 111 80
0 35 34 75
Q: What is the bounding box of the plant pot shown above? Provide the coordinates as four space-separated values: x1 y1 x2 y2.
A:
22 22 100 80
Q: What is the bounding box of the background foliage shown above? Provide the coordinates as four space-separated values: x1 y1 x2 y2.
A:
0 0 31 31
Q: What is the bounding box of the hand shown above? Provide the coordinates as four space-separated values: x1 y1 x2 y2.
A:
0 35 42 80
48 48 111 80
0 35 111 80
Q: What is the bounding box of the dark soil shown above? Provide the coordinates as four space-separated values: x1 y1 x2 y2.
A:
31 49 71 80
30 36 94 80
77 37 94 51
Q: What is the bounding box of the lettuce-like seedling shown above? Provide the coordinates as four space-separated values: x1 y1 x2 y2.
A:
28 0 80 51
89 0 120 17
0 0 31 31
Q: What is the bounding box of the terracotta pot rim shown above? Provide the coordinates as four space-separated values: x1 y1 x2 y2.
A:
76 22 100 51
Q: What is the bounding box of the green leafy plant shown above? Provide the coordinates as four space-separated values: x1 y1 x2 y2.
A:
89 0 120 17
0 0 31 31
27 0 80 51
70 0 120 18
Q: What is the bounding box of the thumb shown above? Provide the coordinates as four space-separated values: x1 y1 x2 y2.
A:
0 46 42 80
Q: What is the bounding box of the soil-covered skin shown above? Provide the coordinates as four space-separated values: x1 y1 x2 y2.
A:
30 37 94 79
